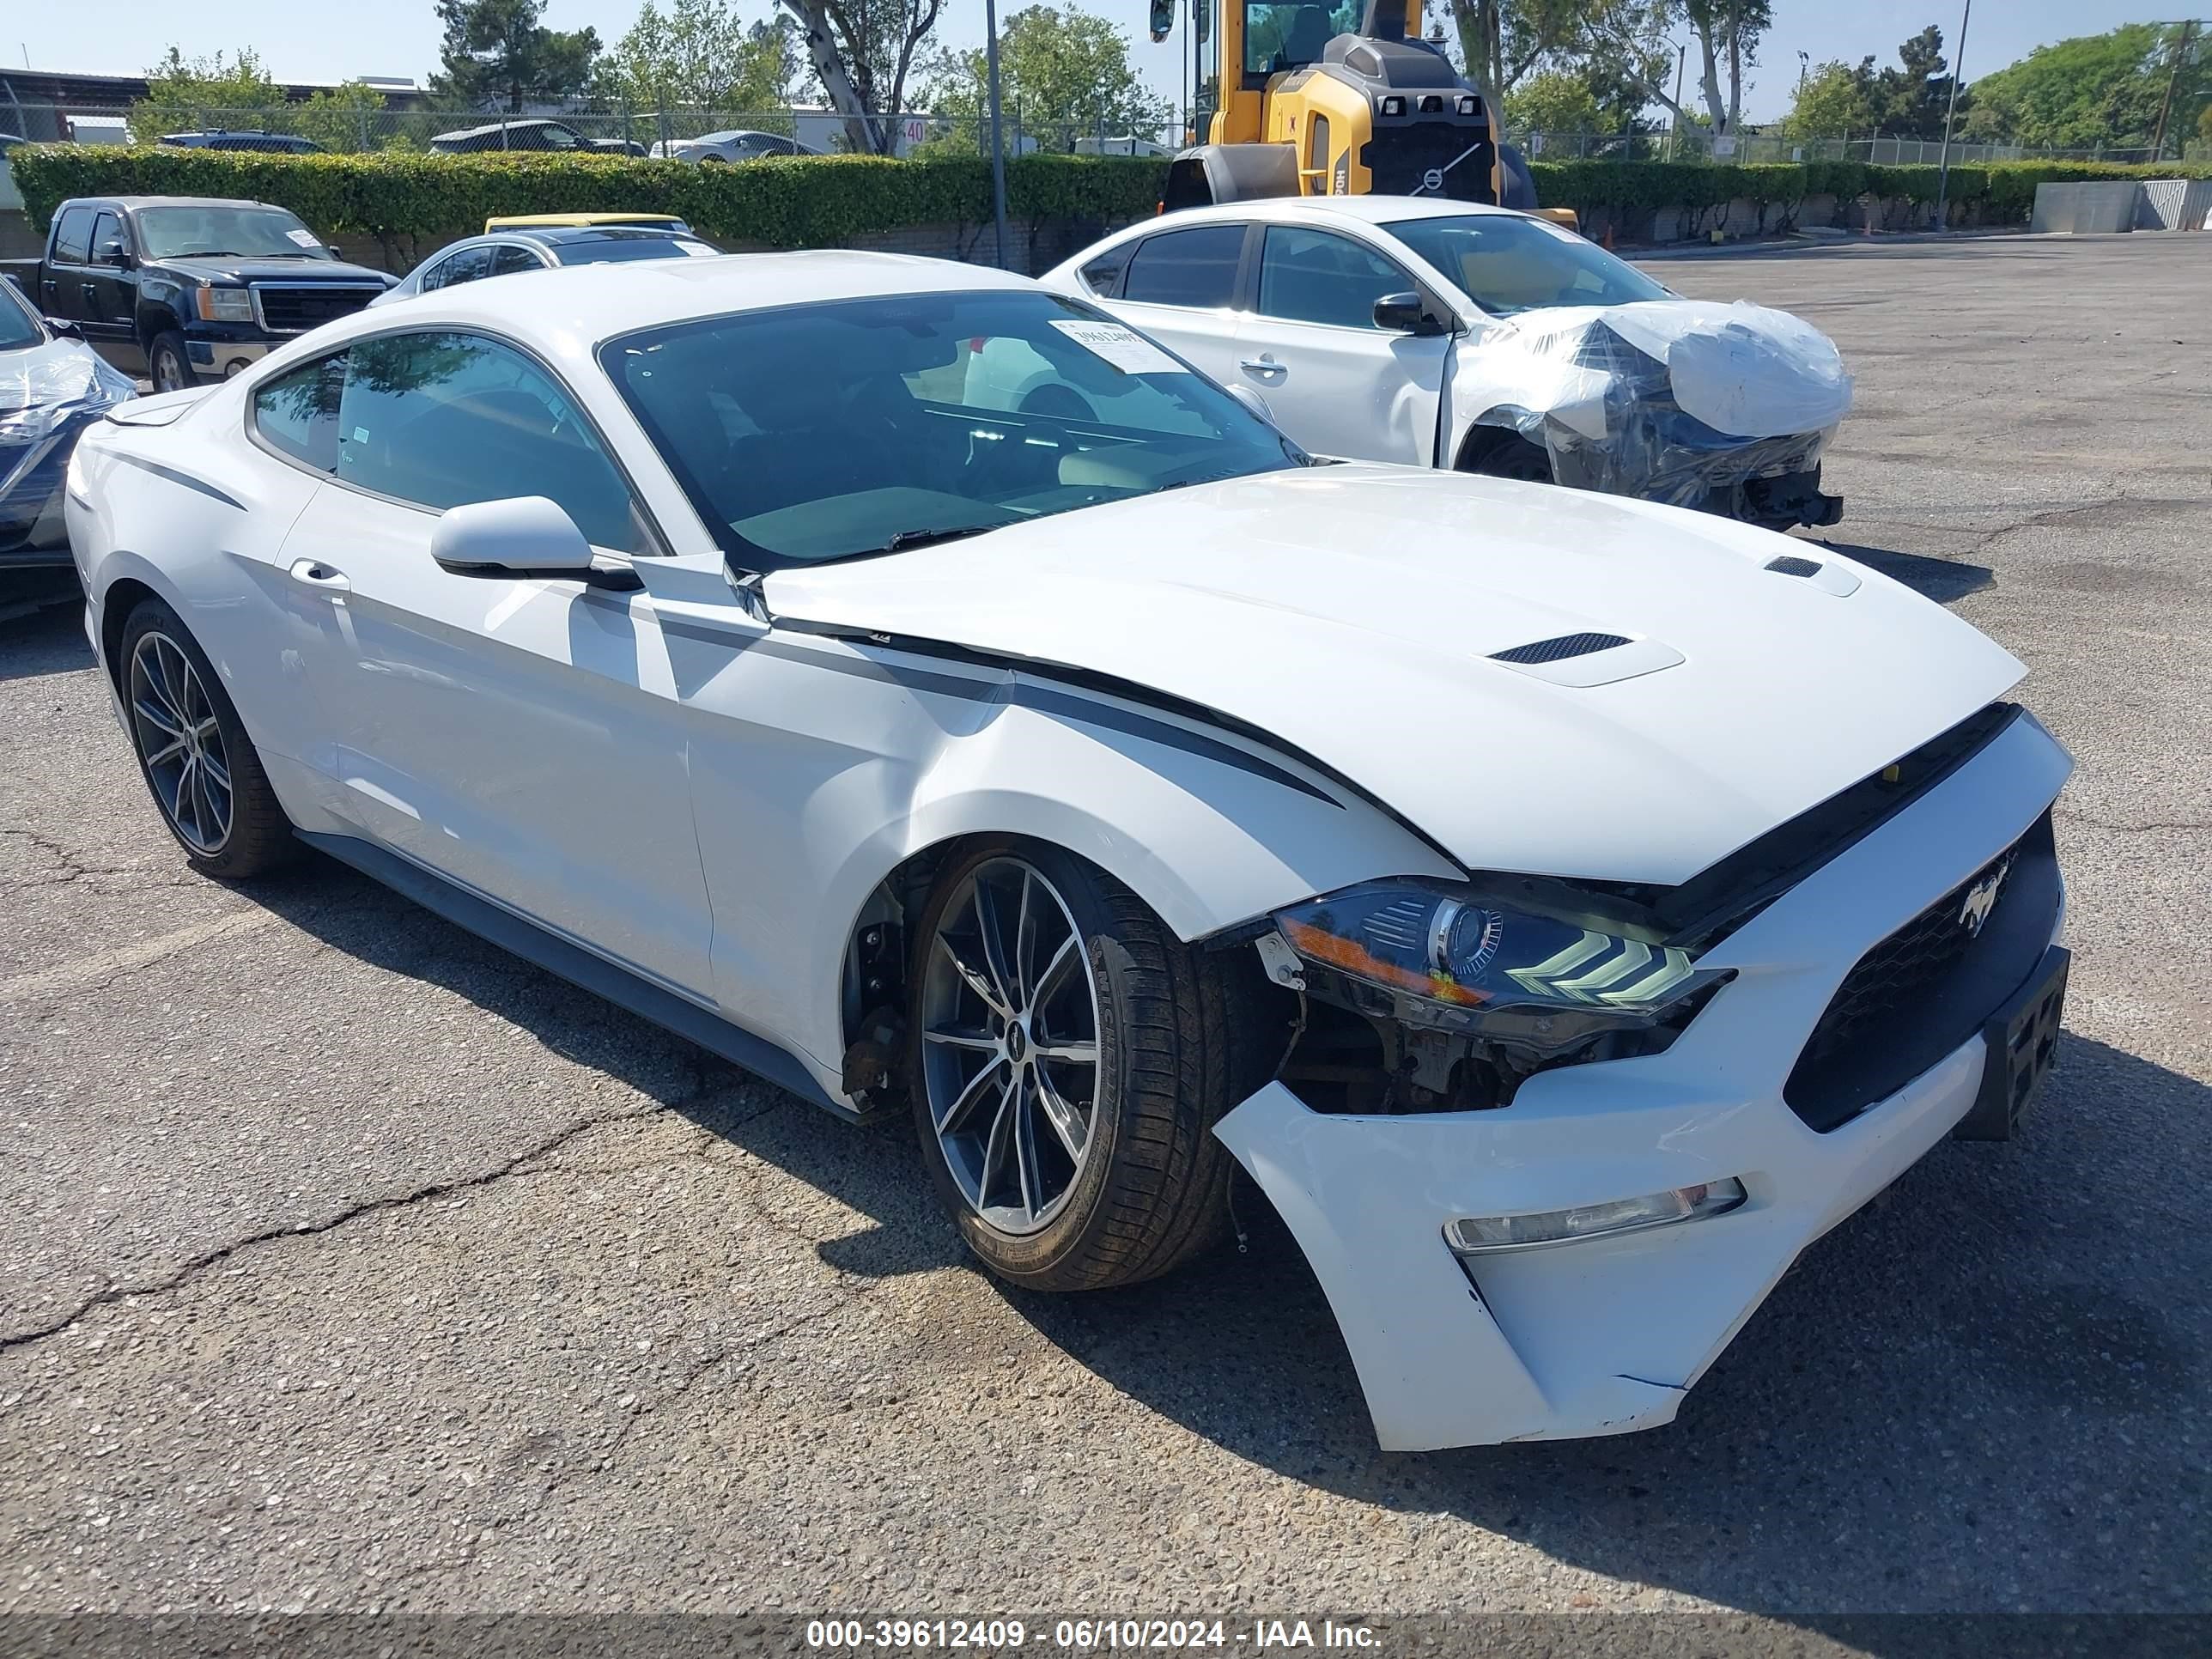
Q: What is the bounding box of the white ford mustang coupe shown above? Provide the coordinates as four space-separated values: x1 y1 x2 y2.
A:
65 252 2071 1449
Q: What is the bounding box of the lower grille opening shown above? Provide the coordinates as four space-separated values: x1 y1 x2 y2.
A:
1785 810 2059 1132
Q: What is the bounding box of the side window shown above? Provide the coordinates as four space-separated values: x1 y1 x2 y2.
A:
1079 241 1135 300
252 351 346 473
88 210 125 262
52 206 94 264
490 244 545 276
421 246 493 291
1120 224 1245 309
1256 225 1413 330
335 331 645 554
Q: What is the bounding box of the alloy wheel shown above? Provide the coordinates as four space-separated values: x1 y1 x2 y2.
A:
128 631 233 854
919 856 1103 1236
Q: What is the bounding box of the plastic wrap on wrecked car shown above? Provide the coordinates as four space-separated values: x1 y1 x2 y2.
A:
0 347 137 553
1486 300 1853 511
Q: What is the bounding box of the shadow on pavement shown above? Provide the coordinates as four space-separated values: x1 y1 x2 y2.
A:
241 847 2204 1620
0 580 92 681
1805 540 1996 605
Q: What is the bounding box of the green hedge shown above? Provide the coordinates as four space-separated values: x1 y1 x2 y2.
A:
13 144 2212 252
6 145 1170 250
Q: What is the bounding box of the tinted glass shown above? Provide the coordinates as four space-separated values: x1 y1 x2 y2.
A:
0 279 43 350
52 207 94 264
1243 1 1351 73
550 233 714 265
1256 226 1411 330
422 246 494 290
136 205 330 260
601 289 1306 569
88 211 125 261
252 352 345 472
1384 213 1671 316
1078 244 1133 299
490 244 545 275
334 331 641 552
1121 225 1244 308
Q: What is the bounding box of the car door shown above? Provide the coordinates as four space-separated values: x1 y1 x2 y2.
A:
1231 224 1451 465
1095 222 1249 388
259 329 716 999
40 204 96 331
81 210 138 347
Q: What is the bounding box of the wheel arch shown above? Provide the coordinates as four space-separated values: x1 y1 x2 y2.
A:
1452 408 1544 471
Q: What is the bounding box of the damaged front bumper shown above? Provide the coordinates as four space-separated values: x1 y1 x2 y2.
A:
1212 711 2071 1450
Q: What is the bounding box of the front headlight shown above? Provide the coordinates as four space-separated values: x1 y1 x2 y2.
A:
1277 882 1717 1018
196 286 256 322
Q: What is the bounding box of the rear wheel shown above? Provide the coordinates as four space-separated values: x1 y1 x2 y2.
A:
908 840 1280 1291
1461 429 1553 483
119 598 297 878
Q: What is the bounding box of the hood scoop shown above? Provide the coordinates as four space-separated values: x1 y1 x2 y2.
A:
1487 631 1684 689
1763 552 1862 596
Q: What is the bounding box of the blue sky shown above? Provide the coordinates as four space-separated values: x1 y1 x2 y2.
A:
3 0 2188 123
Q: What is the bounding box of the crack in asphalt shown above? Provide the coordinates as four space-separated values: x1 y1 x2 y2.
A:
0 1097 759 1356
2057 807 2212 836
0 826 196 896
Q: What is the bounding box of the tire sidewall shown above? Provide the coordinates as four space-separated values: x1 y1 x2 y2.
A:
148 333 194 394
118 597 257 876
907 838 1139 1286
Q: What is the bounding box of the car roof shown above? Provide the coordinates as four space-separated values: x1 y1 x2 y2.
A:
486 213 690 230
434 118 570 138
70 196 296 213
1144 194 1522 233
360 250 1036 348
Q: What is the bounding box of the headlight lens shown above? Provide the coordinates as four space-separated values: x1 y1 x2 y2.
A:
1273 881 1723 1022
196 286 255 322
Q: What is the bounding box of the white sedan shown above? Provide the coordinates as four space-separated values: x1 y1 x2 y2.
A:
65 252 2069 1449
1042 196 1853 529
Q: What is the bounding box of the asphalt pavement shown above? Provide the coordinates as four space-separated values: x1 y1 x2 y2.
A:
0 233 2205 1637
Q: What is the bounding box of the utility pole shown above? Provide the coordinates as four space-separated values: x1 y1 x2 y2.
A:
2150 19 2198 162
1669 41 1686 160
985 0 1009 270
1933 0 1972 229
1796 51 1808 98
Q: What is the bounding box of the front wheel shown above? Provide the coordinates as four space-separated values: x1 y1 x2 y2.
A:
908 841 1282 1291
146 331 197 394
1460 429 1553 483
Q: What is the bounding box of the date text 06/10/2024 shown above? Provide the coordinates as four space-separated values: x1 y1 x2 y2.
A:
805 1619 1382 1650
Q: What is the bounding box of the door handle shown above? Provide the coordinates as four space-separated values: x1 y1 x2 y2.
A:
288 558 350 592
1239 356 1286 376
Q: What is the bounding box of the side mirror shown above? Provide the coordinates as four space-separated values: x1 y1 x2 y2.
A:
44 315 84 339
328 245 343 258
1373 291 1443 335
430 496 637 589
95 240 131 268
1225 383 1276 424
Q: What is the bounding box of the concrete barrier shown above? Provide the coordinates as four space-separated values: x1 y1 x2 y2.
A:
2031 181 2141 234
2136 178 2212 231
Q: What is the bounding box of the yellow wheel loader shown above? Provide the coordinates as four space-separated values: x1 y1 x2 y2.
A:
1146 0 1569 222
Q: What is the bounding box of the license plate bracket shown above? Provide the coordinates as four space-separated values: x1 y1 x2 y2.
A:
1954 945 2069 1141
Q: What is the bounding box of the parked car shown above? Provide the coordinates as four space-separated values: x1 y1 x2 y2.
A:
483 213 693 234
0 275 136 568
1042 196 1852 529
64 253 2069 1451
25 195 397 390
158 131 324 154
429 118 638 155
371 223 719 306
647 129 826 162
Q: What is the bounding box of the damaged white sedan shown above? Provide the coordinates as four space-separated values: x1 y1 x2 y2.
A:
67 252 2068 1449
1041 196 1852 530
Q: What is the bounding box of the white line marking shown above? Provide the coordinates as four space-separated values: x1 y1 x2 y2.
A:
0 908 280 1000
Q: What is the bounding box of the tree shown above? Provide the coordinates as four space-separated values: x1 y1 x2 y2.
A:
1502 69 1600 133
295 82 392 152
599 0 803 116
1965 23 2210 152
131 47 285 140
776 0 945 154
432 0 603 111
922 4 1170 149
1843 23 1962 141
1781 59 1870 140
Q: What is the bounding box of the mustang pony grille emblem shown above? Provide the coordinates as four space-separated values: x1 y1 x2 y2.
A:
1959 859 2013 938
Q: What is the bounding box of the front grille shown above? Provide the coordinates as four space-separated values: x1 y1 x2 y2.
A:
1785 810 2060 1132
252 284 384 334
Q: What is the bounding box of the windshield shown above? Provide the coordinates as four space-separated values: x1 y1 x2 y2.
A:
1243 2 1356 74
1386 214 1672 317
601 289 1306 569
136 205 331 261
0 279 42 350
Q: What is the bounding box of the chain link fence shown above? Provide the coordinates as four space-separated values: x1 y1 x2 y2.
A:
5 100 2205 167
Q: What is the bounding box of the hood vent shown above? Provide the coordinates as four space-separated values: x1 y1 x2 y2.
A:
1765 555 1822 578
1762 551 1862 596
1490 631 1632 665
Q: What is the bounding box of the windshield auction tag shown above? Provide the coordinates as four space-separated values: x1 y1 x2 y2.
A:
1048 319 1186 375
285 228 323 248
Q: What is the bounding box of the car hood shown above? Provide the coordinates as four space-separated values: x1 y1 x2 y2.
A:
763 465 2024 886
155 255 393 286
